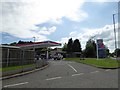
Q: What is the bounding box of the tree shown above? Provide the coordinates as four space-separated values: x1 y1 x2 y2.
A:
73 39 81 52
110 52 114 57
114 48 120 57
105 46 110 57
106 49 110 56
62 43 67 51
18 40 33 44
18 40 24 44
10 42 17 46
84 39 96 58
67 38 73 53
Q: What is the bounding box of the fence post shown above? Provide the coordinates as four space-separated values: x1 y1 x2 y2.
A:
21 50 24 72
7 48 9 67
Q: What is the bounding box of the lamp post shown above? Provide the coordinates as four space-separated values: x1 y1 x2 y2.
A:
113 13 117 58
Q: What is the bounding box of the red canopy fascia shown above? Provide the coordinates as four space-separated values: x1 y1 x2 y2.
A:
16 41 61 49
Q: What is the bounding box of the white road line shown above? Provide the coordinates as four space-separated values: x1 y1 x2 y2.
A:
90 70 99 73
3 82 28 88
68 62 75 63
67 64 77 73
72 73 84 76
106 69 111 71
46 77 62 81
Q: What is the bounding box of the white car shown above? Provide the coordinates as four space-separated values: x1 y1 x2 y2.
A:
53 54 63 60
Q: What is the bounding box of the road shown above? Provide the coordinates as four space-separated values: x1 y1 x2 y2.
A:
2 60 118 88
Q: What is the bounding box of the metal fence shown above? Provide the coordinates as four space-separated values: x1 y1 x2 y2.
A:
2 46 34 67
0 45 49 77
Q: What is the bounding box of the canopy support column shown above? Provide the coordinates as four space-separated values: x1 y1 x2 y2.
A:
46 47 49 60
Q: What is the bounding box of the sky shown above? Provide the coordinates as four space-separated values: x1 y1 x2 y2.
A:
0 0 119 53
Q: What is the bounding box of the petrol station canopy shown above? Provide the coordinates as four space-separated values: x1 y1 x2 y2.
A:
16 41 61 50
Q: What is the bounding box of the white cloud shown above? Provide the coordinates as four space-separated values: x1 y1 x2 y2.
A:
1 0 87 40
59 23 119 53
69 31 77 37
89 0 119 2
38 26 56 35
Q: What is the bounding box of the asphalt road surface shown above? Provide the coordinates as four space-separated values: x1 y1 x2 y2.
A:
2 60 118 88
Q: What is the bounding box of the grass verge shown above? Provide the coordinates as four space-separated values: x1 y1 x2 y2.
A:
65 58 120 68
0 64 35 72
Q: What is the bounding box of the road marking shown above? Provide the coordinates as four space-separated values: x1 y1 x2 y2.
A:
3 82 28 88
72 73 84 76
68 62 75 63
105 69 111 71
46 77 62 81
90 71 99 73
67 64 77 72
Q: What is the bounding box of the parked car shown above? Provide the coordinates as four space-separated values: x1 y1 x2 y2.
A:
53 54 63 60
40 54 46 59
40 54 53 59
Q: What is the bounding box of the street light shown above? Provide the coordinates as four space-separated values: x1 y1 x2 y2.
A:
113 13 117 58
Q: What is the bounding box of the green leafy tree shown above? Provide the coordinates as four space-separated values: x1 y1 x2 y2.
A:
110 52 114 57
10 42 17 46
62 43 67 51
17 40 33 44
105 46 110 57
18 40 24 44
85 39 96 58
73 39 82 52
114 48 120 57
67 38 73 53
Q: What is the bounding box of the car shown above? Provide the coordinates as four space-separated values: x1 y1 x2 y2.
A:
40 54 46 59
53 54 63 60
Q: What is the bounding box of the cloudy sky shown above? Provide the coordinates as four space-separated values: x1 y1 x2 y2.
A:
1 0 119 52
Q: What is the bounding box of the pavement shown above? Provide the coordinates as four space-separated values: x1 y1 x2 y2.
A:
0 63 49 80
2 60 119 88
